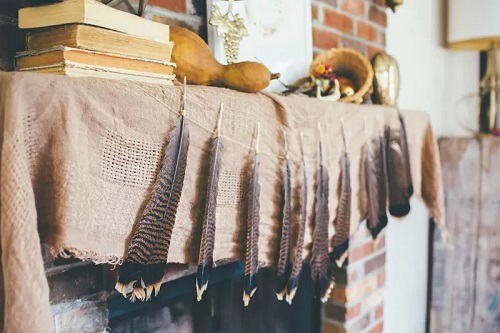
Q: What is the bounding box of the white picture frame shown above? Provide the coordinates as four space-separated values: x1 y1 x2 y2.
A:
206 0 313 92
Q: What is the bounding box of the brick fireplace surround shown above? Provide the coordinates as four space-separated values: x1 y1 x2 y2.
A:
8 1 389 332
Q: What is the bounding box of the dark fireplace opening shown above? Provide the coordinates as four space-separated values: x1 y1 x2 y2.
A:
108 262 321 333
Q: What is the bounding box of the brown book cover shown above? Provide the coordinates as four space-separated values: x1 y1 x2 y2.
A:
26 24 173 62
16 46 176 75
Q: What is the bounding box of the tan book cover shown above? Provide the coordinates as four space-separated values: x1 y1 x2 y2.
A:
18 0 169 44
18 62 175 85
26 24 173 62
16 46 176 75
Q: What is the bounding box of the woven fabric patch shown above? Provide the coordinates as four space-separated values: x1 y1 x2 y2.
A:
100 130 163 187
218 169 246 207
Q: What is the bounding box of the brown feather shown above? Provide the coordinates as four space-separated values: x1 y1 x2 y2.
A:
196 135 223 301
399 113 414 197
276 159 293 300
365 139 388 240
333 151 351 267
243 152 260 306
285 157 308 304
116 115 190 301
311 137 334 302
385 126 411 217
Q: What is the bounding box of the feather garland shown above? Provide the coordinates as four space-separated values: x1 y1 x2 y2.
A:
116 80 190 302
311 124 334 302
364 121 388 240
398 112 414 197
276 130 293 300
243 123 261 307
196 103 224 302
333 121 351 268
385 126 411 217
285 131 308 304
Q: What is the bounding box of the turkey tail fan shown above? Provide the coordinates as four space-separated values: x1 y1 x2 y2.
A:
311 124 334 303
286 131 308 304
398 112 414 197
364 121 388 240
385 126 411 217
276 130 293 300
243 123 261 307
333 120 351 268
116 79 190 301
196 103 224 302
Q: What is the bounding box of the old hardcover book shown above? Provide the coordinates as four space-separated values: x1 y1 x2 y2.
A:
16 46 175 75
18 62 175 85
18 0 169 43
26 24 173 62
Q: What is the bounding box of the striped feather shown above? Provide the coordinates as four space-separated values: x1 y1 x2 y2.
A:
276 158 293 300
243 146 260 306
196 135 223 301
285 155 308 304
398 113 413 197
333 150 351 268
311 133 334 302
365 139 388 240
385 126 411 217
116 115 189 301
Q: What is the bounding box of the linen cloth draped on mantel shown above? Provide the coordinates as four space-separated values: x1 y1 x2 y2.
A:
0 72 445 332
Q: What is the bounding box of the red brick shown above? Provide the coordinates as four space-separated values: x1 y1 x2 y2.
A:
313 27 340 49
341 0 365 15
369 5 387 27
369 321 384 333
330 286 348 303
374 304 384 320
341 36 367 56
368 46 384 60
312 4 319 20
348 267 360 283
349 241 374 263
374 234 385 251
148 0 186 13
347 275 376 300
317 0 338 7
365 252 385 274
324 9 354 34
371 0 386 6
379 30 386 46
377 270 385 287
325 302 361 322
358 22 378 42
323 322 345 333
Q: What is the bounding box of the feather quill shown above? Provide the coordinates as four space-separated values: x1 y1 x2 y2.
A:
333 121 351 268
243 123 261 306
116 79 190 301
364 120 388 240
385 126 411 217
196 103 224 302
398 112 413 197
311 124 334 302
285 131 308 304
276 130 293 300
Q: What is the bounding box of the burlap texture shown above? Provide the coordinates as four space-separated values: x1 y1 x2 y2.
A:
0 72 444 332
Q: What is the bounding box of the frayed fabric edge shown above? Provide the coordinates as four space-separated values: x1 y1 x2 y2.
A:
48 245 124 266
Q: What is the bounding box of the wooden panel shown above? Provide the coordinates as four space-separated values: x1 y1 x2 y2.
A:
431 138 500 333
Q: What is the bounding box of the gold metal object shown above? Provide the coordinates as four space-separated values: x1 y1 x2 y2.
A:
209 0 248 64
479 43 500 134
387 0 403 12
371 52 400 107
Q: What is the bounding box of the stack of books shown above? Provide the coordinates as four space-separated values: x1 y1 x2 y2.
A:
15 0 175 84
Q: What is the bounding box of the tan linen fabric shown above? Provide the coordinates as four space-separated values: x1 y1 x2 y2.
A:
0 72 445 333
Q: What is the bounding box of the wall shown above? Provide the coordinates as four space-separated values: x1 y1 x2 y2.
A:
385 0 478 332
